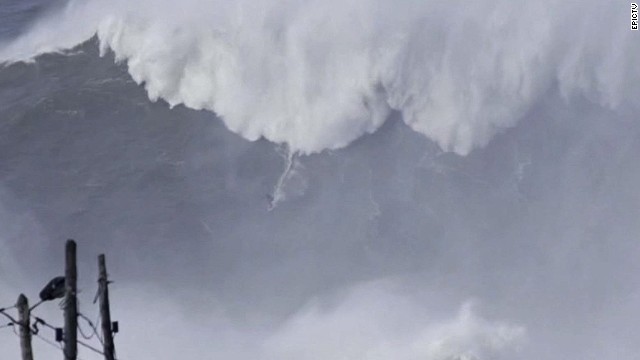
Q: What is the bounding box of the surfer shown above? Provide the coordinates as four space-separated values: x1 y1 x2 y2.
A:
266 193 275 210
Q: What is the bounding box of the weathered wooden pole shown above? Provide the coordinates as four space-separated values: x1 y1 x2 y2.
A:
98 254 116 360
16 294 34 360
64 239 78 360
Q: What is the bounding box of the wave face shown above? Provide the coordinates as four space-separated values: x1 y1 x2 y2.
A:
2 2 640 359
2 0 638 154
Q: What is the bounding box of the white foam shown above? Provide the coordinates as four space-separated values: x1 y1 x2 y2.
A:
268 149 307 211
262 285 525 360
1 0 638 154
109 281 525 360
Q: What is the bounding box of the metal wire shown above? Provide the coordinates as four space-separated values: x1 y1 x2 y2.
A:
78 312 103 344
78 338 105 356
34 332 63 350
0 304 16 312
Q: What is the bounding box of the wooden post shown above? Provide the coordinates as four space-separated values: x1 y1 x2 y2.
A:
16 294 34 360
64 240 77 360
98 254 116 360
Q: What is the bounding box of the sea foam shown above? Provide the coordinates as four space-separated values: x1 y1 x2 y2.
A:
1 0 638 154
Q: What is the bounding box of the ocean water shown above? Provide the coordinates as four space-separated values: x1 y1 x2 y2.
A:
1 1 639 359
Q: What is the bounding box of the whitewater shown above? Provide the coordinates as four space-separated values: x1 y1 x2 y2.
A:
1 1 640 360
2 0 637 155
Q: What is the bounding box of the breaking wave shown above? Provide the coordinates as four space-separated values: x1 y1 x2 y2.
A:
112 282 526 360
1 0 638 154
262 287 525 360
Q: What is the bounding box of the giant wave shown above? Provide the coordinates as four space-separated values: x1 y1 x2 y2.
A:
1 0 637 155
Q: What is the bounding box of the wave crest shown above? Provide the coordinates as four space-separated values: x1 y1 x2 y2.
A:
2 0 638 154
